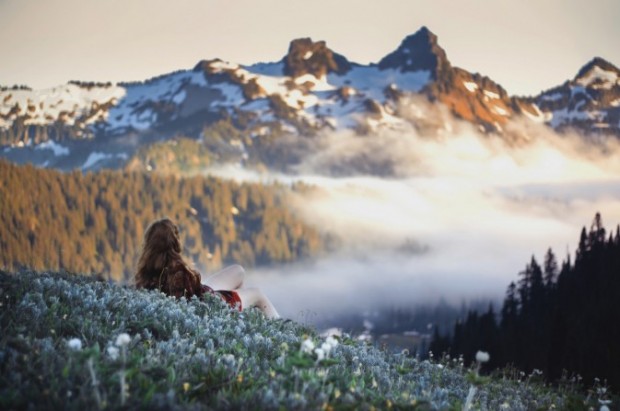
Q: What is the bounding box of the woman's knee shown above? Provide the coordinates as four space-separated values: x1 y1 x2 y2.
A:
229 265 245 287
229 264 245 275
238 287 265 304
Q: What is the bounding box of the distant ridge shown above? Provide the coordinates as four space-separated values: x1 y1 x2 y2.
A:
0 26 618 172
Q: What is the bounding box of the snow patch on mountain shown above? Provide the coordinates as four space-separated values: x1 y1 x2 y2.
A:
35 140 70 156
0 84 125 126
104 70 207 132
492 105 509 116
576 65 619 90
463 81 478 93
522 104 549 123
548 107 605 129
329 66 430 101
540 92 563 102
483 90 500 100
82 151 128 170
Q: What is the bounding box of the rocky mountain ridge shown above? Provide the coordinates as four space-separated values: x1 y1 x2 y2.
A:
1 26 618 172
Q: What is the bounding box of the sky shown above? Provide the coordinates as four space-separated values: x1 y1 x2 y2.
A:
1 0 619 96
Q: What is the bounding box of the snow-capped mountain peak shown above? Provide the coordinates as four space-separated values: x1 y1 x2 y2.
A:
574 57 620 90
1 28 619 172
535 57 620 133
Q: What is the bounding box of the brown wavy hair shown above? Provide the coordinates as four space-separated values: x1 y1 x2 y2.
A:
135 218 189 290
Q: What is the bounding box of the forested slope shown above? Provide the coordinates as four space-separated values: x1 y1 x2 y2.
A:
0 160 325 281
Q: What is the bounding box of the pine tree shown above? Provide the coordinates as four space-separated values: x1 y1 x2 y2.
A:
543 248 558 288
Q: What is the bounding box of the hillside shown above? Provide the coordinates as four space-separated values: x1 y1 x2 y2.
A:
0 270 593 410
0 160 326 281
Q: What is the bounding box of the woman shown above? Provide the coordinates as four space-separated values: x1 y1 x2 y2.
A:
135 218 279 318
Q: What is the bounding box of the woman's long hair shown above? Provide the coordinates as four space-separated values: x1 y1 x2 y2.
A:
135 218 186 290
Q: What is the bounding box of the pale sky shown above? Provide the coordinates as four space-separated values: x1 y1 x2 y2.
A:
0 0 618 96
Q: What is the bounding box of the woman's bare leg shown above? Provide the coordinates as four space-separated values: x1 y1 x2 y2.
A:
235 288 280 319
204 264 245 290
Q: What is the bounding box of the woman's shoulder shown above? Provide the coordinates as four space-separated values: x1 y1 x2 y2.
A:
166 261 202 298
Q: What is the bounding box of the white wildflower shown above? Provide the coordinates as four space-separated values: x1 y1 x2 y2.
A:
325 335 339 349
107 346 119 360
314 347 325 361
300 338 315 354
475 351 490 363
115 333 131 347
600 406 610 411
320 342 332 357
67 338 82 351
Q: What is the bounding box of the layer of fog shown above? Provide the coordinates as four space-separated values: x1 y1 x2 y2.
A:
205 100 620 325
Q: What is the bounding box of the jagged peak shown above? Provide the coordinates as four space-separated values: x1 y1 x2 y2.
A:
377 26 451 78
573 57 620 89
281 38 351 78
193 58 240 73
575 57 620 79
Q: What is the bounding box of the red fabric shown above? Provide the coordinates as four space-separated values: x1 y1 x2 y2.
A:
200 284 242 311
216 290 243 311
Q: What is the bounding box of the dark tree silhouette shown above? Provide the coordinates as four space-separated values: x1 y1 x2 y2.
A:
431 213 620 390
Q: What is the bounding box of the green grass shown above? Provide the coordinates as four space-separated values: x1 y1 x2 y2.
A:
0 270 612 410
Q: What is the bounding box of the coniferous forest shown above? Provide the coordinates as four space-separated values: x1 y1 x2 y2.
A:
431 213 620 390
0 160 325 282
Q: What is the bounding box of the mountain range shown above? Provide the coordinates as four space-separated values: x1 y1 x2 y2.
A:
1 26 619 172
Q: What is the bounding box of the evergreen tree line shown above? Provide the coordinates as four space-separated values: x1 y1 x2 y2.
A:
0 160 325 282
431 213 620 390
0 118 93 146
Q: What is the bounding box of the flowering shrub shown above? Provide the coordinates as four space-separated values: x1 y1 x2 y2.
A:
0 270 610 410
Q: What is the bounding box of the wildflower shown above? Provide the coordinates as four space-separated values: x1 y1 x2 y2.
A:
115 333 131 347
321 342 333 357
183 382 190 392
67 338 82 351
107 346 119 360
314 347 325 361
475 351 490 363
600 406 610 411
301 338 315 354
325 335 339 349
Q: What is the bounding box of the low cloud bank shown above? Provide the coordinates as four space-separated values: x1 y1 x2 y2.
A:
206 106 620 323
